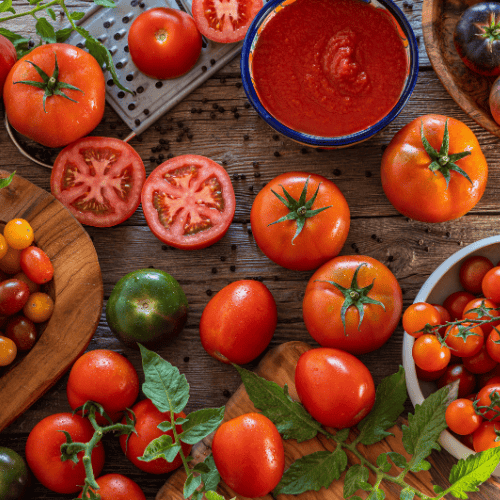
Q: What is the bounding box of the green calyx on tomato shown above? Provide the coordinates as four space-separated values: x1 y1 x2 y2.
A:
421 119 472 188
268 177 332 244
14 53 82 112
478 12 500 42
474 390 500 422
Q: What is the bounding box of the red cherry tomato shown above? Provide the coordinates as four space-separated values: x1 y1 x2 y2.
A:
473 421 500 452
479 364 500 388
212 412 284 497
0 34 16 95
444 322 484 358
476 382 500 421
432 303 452 336
445 398 483 435
403 302 442 338
5 315 37 351
487 329 500 363
462 344 498 374
459 255 494 294
462 297 500 335
415 364 448 382
482 266 500 303
0 279 30 315
443 290 476 320
294 347 375 429
412 334 451 372
19 246 53 284
437 363 477 399
78 474 146 500
141 155 236 250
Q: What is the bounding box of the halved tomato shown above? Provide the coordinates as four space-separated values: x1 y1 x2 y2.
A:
192 0 263 43
141 155 235 250
50 137 146 227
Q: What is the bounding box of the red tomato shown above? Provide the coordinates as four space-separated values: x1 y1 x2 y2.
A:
3 43 105 148
432 303 452 336
443 290 476 320
294 347 375 429
141 155 236 250
5 315 37 351
402 302 442 338
487 329 500 363
20 246 53 284
212 412 284 497
482 266 500 303
78 474 146 500
250 172 350 271
381 115 487 223
119 398 191 474
128 7 202 79
25 413 105 494
200 279 277 364
0 279 30 315
479 364 500 388
0 34 16 95
67 349 140 423
462 297 500 335
445 398 482 436
192 0 263 43
302 255 402 354
463 344 498 374
51 137 146 227
415 364 448 382
412 334 451 372
444 322 484 358
473 421 500 452
459 255 494 294
437 363 477 399
476 382 500 421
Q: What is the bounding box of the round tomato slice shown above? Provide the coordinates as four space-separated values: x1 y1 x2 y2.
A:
141 155 236 250
192 0 263 43
50 137 146 227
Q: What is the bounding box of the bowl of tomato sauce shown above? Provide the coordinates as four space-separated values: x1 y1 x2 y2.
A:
241 0 419 148
402 235 500 475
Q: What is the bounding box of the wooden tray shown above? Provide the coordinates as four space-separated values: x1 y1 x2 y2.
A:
422 0 500 137
0 170 103 432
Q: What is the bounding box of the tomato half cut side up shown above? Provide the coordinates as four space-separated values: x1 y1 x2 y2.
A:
192 0 263 43
141 155 236 250
51 137 146 227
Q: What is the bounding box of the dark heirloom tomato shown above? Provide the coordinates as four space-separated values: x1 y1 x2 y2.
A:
0 35 16 96
0 446 29 500
141 155 235 250
454 2 500 76
51 137 146 227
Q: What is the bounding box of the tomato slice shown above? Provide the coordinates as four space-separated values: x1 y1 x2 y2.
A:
50 137 146 227
141 155 235 250
192 0 263 43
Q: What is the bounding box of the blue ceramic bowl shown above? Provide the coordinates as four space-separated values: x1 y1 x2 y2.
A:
241 0 419 148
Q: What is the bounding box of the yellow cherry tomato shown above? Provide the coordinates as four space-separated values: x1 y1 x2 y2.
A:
0 246 22 274
23 292 54 323
3 218 34 250
0 335 17 366
0 234 7 260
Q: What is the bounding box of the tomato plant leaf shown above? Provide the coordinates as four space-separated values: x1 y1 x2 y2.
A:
0 0 14 14
387 451 408 469
367 490 385 500
199 454 220 492
55 27 73 42
343 463 370 497
356 366 407 445
35 17 56 43
140 344 190 414
0 171 15 189
184 473 203 499
139 434 182 463
400 487 416 500
234 364 323 442
205 492 235 500
93 0 116 7
69 11 85 20
178 407 225 445
433 485 445 494
376 453 393 472
274 448 348 495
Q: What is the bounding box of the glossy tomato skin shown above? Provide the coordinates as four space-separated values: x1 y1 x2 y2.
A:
476 382 500 421
4 44 105 148
250 172 350 271
200 279 277 364
106 269 188 349
302 255 402 354
443 290 476 320
473 421 500 452
295 347 375 429
0 35 16 96
25 413 105 494
78 474 146 500
0 446 30 500
51 137 146 227
0 279 30 316
212 412 284 497
20 247 53 284
482 266 500 303
459 255 494 294
402 302 441 338
119 399 191 474
128 8 201 79
437 364 477 399
381 115 487 223
445 398 482 436
141 155 236 250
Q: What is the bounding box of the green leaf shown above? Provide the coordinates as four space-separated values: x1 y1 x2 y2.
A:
205 492 234 500
192 463 211 474
234 365 323 442
367 490 385 500
191 491 204 500
140 344 190 414
447 447 500 499
199 454 220 492
138 434 181 463
69 11 85 20
344 464 370 497
46 7 56 20
35 17 56 43
274 448 348 495
387 451 408 469
0 0 14 14
357 366 407 445
433 485 445 494
0 171 15 189
55 27 73 42
157 421 173 432
400 487 415 500
178 407 225 445
93 0 116 7
184 473 202 499
376 453 392 473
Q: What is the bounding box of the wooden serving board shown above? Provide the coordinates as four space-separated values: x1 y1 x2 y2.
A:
0 170 103 432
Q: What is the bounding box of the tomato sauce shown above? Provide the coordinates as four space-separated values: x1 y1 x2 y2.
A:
250 0 409 137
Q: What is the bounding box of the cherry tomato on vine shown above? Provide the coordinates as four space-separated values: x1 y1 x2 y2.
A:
459 255 494 294
476 382 500 421
403 302 441 338
412 334 451 372
78 473 146 500
20 246 53 284
0 34 16 95
437 363 477 399
462 297 500 335
0 279 30 316
487 329 500 363
3 218 34 250
444 322 484 358
462 344 498 374
479 364 500 388
473 421 500 452
446 398 483 435
482 266 500 303
443 290 476 320
432 303 452 336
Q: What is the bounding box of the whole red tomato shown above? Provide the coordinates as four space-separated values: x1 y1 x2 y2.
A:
78 473 146 500
295 347 375 429
476 382 500 421
302 255 402 354
473 421 500 452
250 172 350 271
200 279 277 364
437 363 477 399
212 412 284 497
381 114 487 223
119 398 191 474
459 255 494 294
0 279 30 316
67 349 140 423
443 290 476 320
445 398 483 436
4 43 105 148
128 7 202 79
0 34 16 95
25 413 105 494
482 266 500 303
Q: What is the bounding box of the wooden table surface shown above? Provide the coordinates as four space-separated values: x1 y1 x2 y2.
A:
2 0 500 498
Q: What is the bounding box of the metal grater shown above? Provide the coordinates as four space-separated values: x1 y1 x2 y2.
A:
65 0 244 140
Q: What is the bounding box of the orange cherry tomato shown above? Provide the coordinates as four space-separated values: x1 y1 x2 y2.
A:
3 218 34 250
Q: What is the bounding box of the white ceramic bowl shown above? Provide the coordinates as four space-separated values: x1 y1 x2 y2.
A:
402 235 500 476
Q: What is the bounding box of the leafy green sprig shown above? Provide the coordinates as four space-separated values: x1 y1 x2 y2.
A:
0 171 15 189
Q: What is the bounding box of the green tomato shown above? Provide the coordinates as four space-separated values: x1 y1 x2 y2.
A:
0 446 29 500
106 269 188 349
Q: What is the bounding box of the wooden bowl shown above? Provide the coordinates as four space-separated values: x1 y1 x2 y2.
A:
0 170 103 432
422 0 500 137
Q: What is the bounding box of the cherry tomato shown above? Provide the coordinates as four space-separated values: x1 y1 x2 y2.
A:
250 172 350 271
462 297 500 335
0 234 7 261
200 279 277 364
482 266 500 303
443 290 476 320
3 218 34 250
67 349 140 423
19 246 53 285
402 302 442 338
432 303 452 336
212 412 284 497
487 329 500 363
128 7 202 80
141 155 236 250
13 271 40 294
192 0 263 43
460 431 475 451
0 246 22 275
381 114 487 223
445 398 483 435
476 382 500 421
463 344 498 374
51 136 146 227
302 255 402 354
459 255 494 294
119 398 191 474
473 421 500 452
0 34 16 95
0 279 30 316
78 473 146 500
5 315 37 351
0 335 17 366
412 334 451 372
437 363 477 399
479 364 500 388
444 322 484 358
22 292 54 323
295 347 375 429
415 364 448 382
25 413 105 494
4 43 105 148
